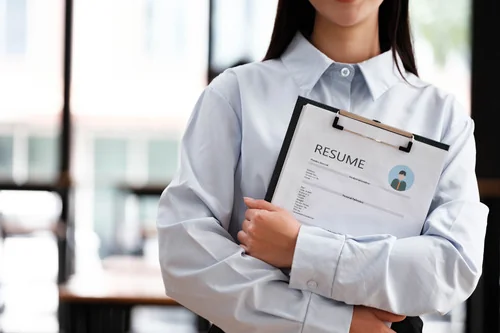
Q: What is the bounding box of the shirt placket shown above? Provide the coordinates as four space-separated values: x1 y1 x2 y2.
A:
331 63 355 112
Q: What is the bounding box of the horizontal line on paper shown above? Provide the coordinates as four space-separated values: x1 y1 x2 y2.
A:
302 180 404 219
294 212 315 220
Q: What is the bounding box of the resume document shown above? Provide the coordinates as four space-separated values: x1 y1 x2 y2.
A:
269 103 448 238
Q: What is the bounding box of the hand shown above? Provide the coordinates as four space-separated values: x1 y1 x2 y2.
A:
237 197 301 268
350 306 406 333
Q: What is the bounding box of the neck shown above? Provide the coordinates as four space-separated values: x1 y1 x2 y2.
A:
311 13 381 64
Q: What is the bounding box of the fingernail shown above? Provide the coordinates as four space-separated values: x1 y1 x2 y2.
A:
243 197 253 202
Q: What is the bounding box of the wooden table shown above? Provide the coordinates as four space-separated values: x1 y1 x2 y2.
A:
58 256 207 333
478 178 500 198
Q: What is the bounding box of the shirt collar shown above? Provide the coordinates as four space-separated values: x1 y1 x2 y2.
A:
280 32 409 100
357 50 409 100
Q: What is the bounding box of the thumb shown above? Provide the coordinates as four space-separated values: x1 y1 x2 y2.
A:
244 197 278 211
369 308 406 323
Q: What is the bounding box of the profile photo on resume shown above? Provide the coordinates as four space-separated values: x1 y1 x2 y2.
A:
391 170 407 191
388 165 414 192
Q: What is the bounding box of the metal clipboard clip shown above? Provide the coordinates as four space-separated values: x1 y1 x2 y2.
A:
332 110 414 153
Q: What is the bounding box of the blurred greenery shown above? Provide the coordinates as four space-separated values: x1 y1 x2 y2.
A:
410 0 471 66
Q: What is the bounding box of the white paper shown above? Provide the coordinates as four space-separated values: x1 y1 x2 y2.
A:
271 104 448 238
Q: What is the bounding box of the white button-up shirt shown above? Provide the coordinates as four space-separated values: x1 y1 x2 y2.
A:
157 33 488 333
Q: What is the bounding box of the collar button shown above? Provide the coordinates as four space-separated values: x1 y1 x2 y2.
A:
340 67 351 77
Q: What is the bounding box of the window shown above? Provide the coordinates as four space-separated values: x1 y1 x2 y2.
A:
93 138 128 185
211 0 278 73
3 0 27 55
72 0 207 123
71 0 208 257
145 0 187 59
0 0 64 124
148 139 179 183
92 138 127 255
411 0 471 113
28 135 58 181
0 135 13 177
0 0 64 328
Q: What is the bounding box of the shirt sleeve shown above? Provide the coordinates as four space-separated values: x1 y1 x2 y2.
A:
289 113 488 316
157 75 353 333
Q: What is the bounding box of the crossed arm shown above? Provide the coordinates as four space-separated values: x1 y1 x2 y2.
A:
238 117 488 316
239 188 487 316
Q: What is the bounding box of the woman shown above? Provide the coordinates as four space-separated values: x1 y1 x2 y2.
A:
157 0 488 332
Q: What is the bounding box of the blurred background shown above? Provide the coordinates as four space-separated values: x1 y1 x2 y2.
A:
0 0 497 332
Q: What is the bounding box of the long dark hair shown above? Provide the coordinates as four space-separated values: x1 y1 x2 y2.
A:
264 0 418 77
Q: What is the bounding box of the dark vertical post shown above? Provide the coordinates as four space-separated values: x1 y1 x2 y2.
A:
467 0 500 332
196 2 216 330
481 199 500 330
58 0 74 284
208 0 215 83
471 2 500 177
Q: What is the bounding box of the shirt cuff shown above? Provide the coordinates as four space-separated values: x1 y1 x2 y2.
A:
302 293 353 333
289 225 346 299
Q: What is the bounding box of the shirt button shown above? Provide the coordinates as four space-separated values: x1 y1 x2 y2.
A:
307 280 318 289
340 67 351 77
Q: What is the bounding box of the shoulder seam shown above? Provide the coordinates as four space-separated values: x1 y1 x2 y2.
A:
206 84 242 129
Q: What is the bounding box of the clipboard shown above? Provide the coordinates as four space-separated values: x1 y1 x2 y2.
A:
265 96 449 203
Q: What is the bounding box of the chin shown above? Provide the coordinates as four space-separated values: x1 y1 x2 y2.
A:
310 0 382 29
319 6 368 28
328 13 364 27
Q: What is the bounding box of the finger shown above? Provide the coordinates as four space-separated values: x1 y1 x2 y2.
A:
237 230 249 246
242 219 251 233
244 209 260 221
244 197 278 211
245 209 273 225
240 244 249 253
370 308 406 323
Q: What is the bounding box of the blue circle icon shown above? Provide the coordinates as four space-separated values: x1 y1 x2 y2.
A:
388 165 414 192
